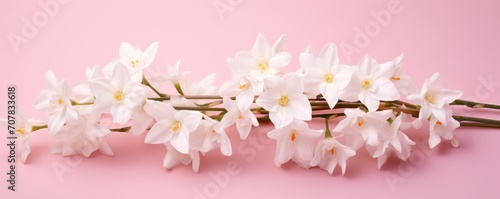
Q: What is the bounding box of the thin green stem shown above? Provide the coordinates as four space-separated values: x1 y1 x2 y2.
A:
390 100 418 109
173 106 227 111
378 107 419 116
451 99 500 110
174 83 185 96
453 115 500 125
142 76 167 98
324 116 332 138
31 125 48 132
110 126 131 132
71 100 94 106
149 95 233 101
459 122 500 129
312 113 345 118
310 102 365 109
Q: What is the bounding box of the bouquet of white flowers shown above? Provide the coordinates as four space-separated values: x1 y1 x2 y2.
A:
8 33 499 175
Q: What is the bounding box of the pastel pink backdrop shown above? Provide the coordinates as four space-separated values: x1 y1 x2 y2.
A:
1 0 500 198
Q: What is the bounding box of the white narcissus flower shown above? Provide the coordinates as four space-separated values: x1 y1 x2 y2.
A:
128 101 154 136
333 108 393 149
163 143 201 173
149 59 191 86
340 55 399 112
220 97 259 140
366 115 415 169
297 46 313 75
256 73 312 128
235 33 292 82
219 58 261 110
310 138 356 175
149 59 191 95
73 65 103 103
179 73 218 105
380 54 418 96
303 43 353 109
407 72 462 125
52 113 114 157
35 70 79 136
90 64 146 124
181 73 217 95
143 100 203 154
191 117 232 156
103 42 159 83
5 112 45 163
267 120 323 168
428 107 460 148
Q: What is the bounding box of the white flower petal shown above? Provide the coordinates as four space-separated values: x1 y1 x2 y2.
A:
318 43 339 69
145 120 172 144
252 33 271 58
21 138 31 163
143 100 176 122
177 111 202 133
288 96 312 121
274 139 293 166
141 42 159 68
272 34 286 54
190 150 201 173
119 42 139 61
48 111 66 136
129 109 154 136
374 78 399 101
269 52 292 71
170 130 190 154
300 51 317 69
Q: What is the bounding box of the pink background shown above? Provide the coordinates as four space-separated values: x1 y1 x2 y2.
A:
1 0 500 198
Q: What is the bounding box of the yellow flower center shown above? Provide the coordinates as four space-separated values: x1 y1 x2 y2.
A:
237 114 243 120
323 73 334 83
328 148 335 155
114 91 125 102
357 119 364 127
362 79 371 89
436 121 443 125
258 60 269 71
211 129 216 134
239 83 248 90
170 121 181 133
131 59 139 68
425 92 436 104
278 96 289 107
290 131 297 141
16 128 26 135
56 97 64 105
391 76 401 81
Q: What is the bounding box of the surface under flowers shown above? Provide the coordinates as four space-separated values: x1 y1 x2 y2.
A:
6 33 500 176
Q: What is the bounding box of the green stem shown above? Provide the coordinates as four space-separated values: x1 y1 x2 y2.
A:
313 113 345 118
149 95 232 101
71 100 94 106
110 126 131 132
390 100 418 109
31 125 48 132
172 106 227 111
310 102 365 109
142 76 167 98
378 107 419 117
324 116 332 138
459 122 500 129
451 99 500 110
453 115 500 125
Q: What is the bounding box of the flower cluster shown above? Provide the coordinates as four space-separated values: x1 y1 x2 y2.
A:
8 34 499 175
